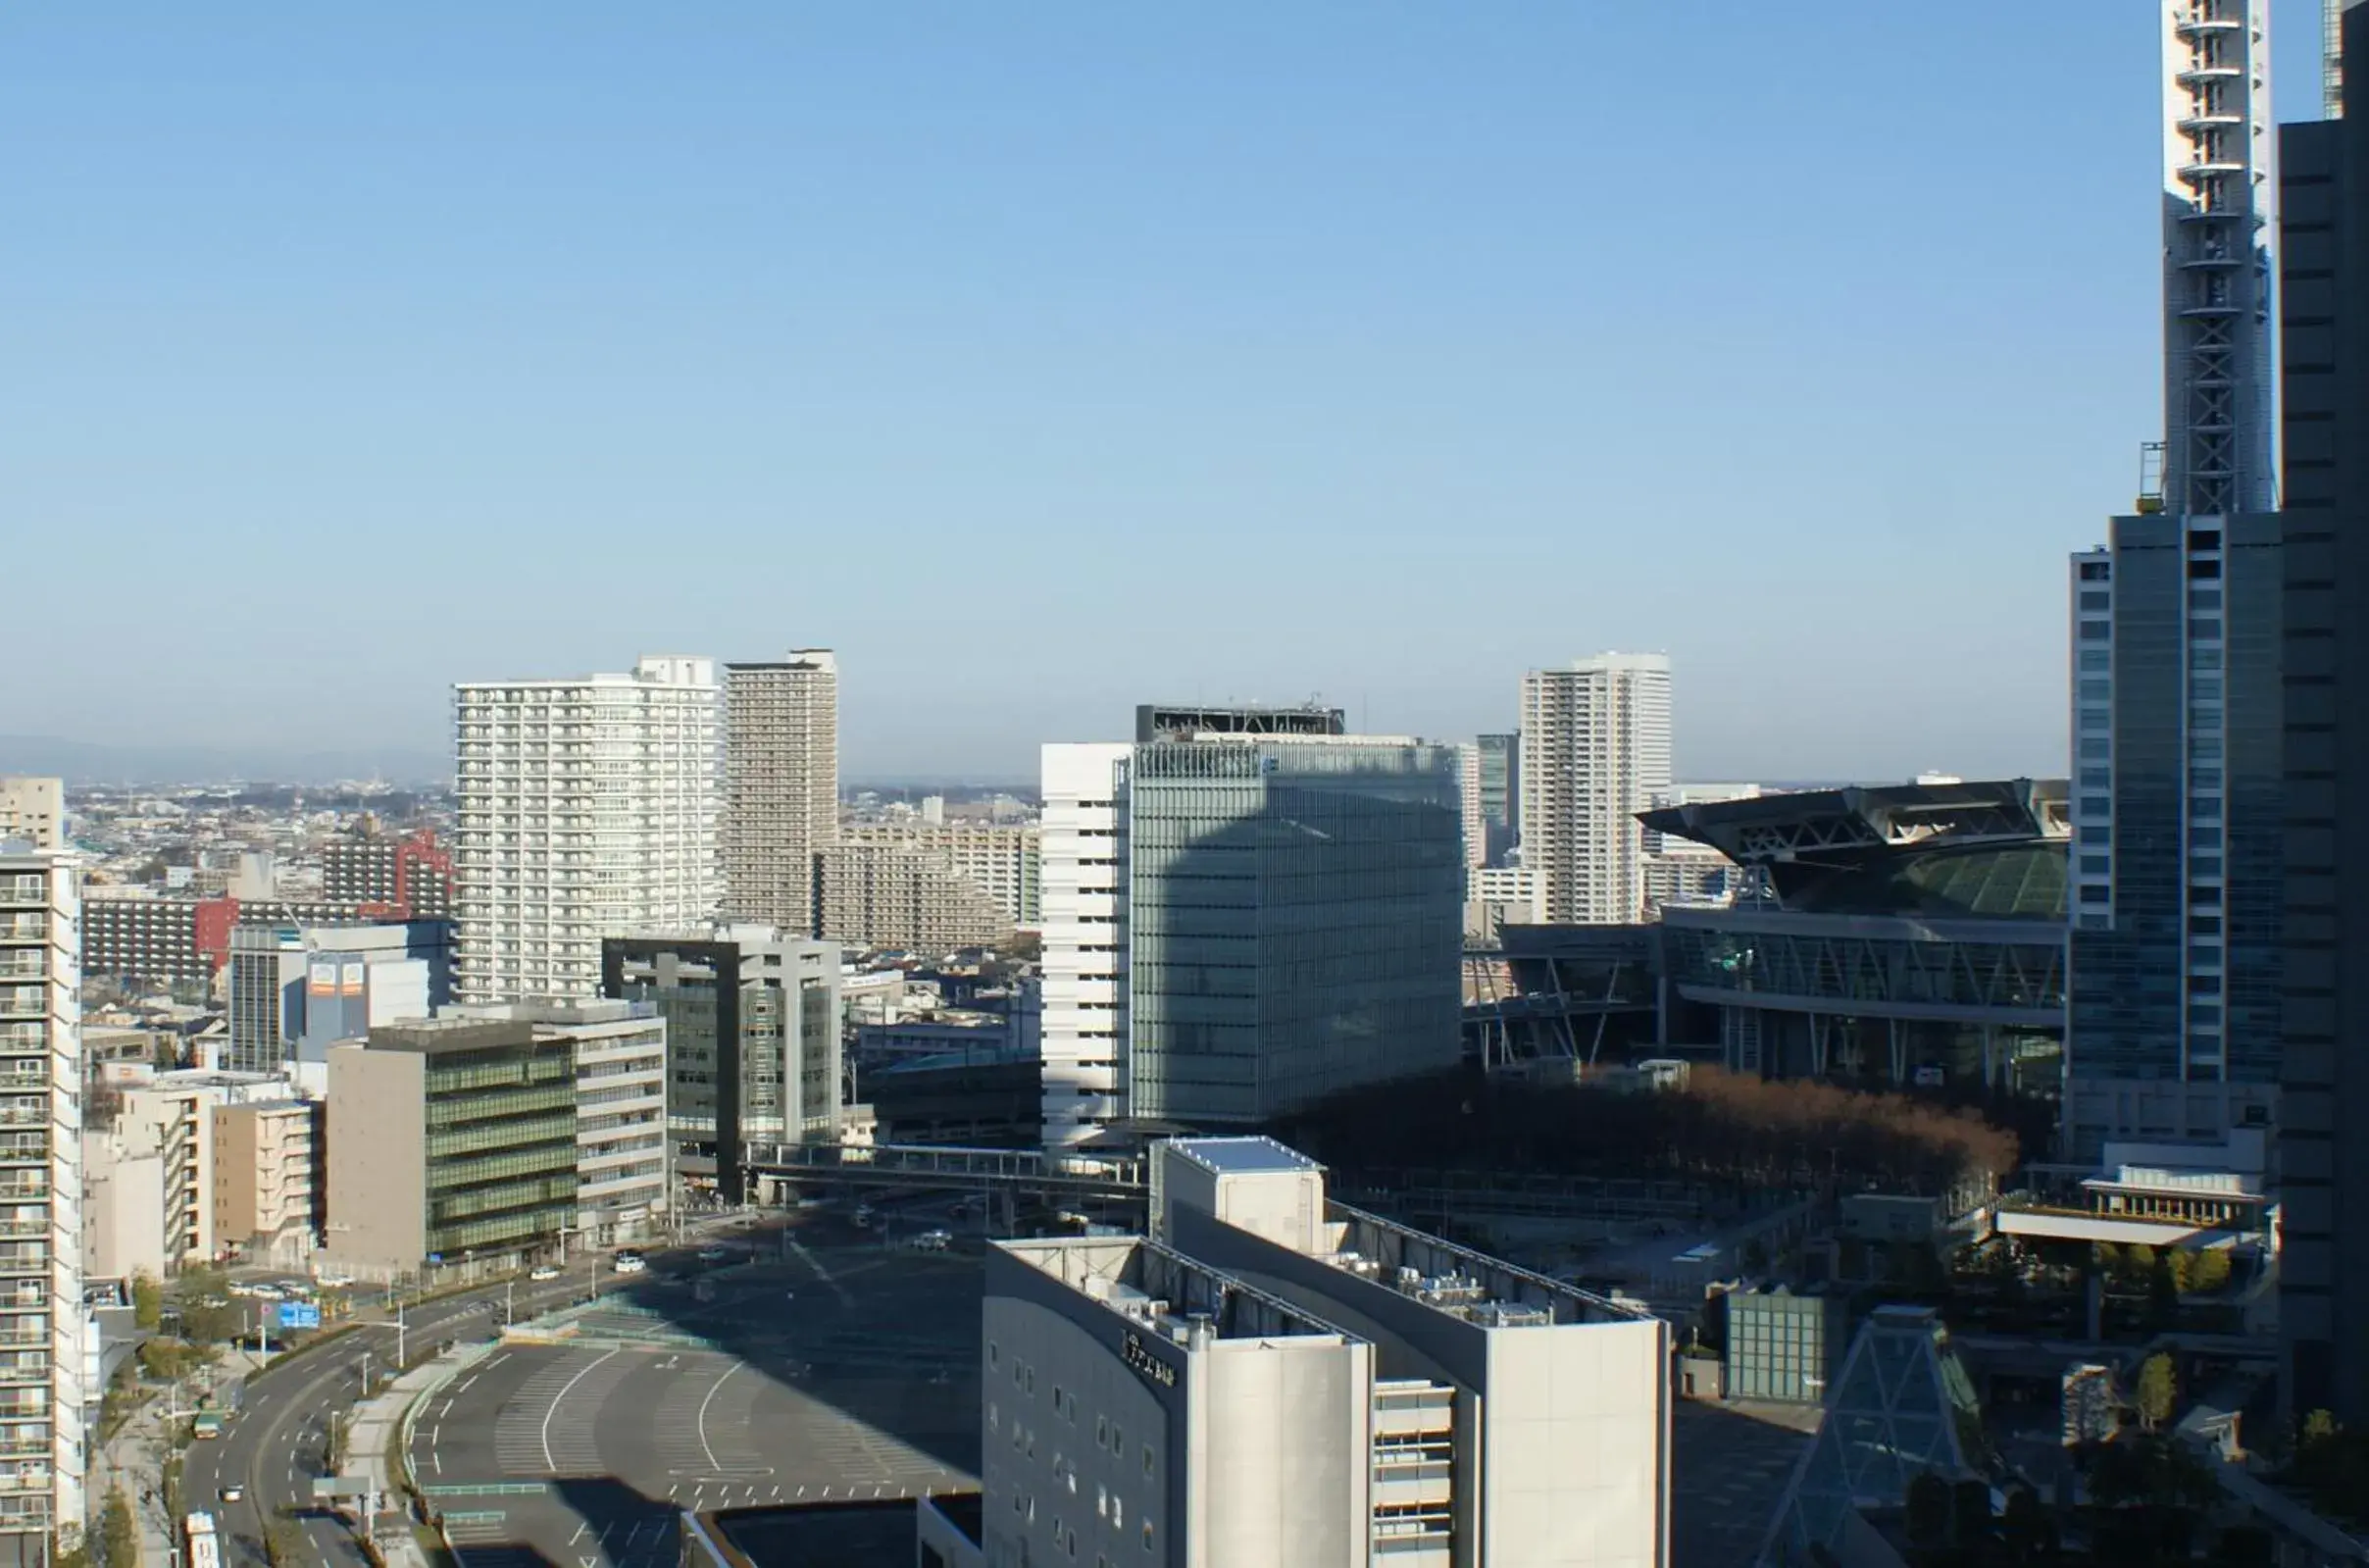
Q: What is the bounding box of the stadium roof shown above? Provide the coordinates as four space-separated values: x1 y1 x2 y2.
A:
1640 778 2067 865
1640 779 2069 915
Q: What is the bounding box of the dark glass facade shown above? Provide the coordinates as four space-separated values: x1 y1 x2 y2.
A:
1125 740 1463 1125
2280 12 2369 1425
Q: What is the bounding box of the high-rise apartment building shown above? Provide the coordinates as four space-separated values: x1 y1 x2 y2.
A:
601 927 842 1204
453 656 721 1003
721 652 838 934
1518 654 1673 925
2281 0 2369 1427
0 783 62 854
1476 733 1518 865
0 845 85 1546
1038 734 1464 1149
983 1137 1670 1567
2063 0 2283 1157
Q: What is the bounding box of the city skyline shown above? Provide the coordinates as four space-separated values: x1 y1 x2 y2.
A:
5 5 2338 783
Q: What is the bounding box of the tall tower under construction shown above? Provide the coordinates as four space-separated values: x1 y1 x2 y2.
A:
2063 1 2281 1157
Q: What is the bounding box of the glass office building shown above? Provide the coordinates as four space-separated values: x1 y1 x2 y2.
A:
1125 738 1465 1127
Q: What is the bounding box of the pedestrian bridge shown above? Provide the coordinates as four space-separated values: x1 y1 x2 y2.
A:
740 1140 1149 1199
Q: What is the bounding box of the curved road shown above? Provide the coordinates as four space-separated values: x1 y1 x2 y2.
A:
180 1275 604 1568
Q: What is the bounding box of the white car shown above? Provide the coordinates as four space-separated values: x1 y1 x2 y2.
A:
529 1265 561 1283
914 1229 952 1252
611 1255 646 1276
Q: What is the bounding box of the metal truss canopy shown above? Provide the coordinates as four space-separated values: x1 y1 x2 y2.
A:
1639 779 2069 870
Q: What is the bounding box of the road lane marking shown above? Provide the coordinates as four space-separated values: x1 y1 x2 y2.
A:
541 1348 620 1474
693 1364 738 1476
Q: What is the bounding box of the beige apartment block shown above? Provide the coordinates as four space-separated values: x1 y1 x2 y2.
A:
0 781 62 853
816 841 1012 953
211 1100 322 1267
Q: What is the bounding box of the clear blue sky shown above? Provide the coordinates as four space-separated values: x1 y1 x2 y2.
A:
0 4 2332 783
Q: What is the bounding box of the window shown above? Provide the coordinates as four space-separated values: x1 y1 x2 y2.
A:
2079 622 2112 641
2079 681 2111 702
2081 649 2110 672
2081 768 2110 788
2080 560 2110 582
2079 591 2110 612
2082 796 2110 817
1142 1443 1154 1477
2080 855 2111 877
2192 677 2223 700
2080 885 2110 905
2190 560 2221 581
2188 529 2221 551
2079 739 2110 761
2191 588 2223 611
2191 916 2222 936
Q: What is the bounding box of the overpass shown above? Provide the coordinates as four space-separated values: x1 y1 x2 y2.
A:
740 1139 1150 1201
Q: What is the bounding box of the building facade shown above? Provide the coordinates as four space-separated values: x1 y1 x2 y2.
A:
453 655 722 1003
449 1000 670 1247
2064 1 2284 1157
1518 654 1673 925
0 847 85 1545
321 827 455 918
1644 781 2071 1100
324 1018 580 1277
982 1137 1670 1567
721 651 838 935
78 893 240 987
837 823 1040 927
1475 733 1518 867
601 927 842 1204
0 784 61 855
2281 0 2369 1428
224 920 453 1075
210 1100 323 1267
815 840 1015 953
1038 736 1464 1149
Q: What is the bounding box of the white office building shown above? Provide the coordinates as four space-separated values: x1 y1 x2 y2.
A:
1039 743 1134 1149
0 845 86 1546
1038 737 1464 1150
983 1137 1671 1567
1519 654 1673 925
454 656 721 1003
722 651 838 935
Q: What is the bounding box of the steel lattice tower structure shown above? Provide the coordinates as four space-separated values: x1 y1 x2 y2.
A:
2161 0 2278 518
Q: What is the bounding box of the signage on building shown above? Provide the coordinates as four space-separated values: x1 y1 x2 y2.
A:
1120 1331 1177 1389
275 1301 322 1331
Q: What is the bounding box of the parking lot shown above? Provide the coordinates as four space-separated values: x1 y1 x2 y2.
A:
407 1219 983 1568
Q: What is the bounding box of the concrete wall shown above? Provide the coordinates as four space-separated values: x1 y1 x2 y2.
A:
1200 1338 1371 1567
324 1045 426 1274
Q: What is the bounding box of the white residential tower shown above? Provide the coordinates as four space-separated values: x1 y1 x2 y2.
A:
453 655 721 1003
1518 654 1674 925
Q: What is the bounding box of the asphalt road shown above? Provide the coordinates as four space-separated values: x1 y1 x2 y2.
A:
412 1234 983 1568
179 1272 604 1568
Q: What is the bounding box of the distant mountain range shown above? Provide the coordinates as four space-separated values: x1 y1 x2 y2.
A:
0 734 450 787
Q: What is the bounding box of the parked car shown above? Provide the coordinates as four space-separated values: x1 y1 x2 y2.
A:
612 1255 646 1276
914 1229 953 1252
